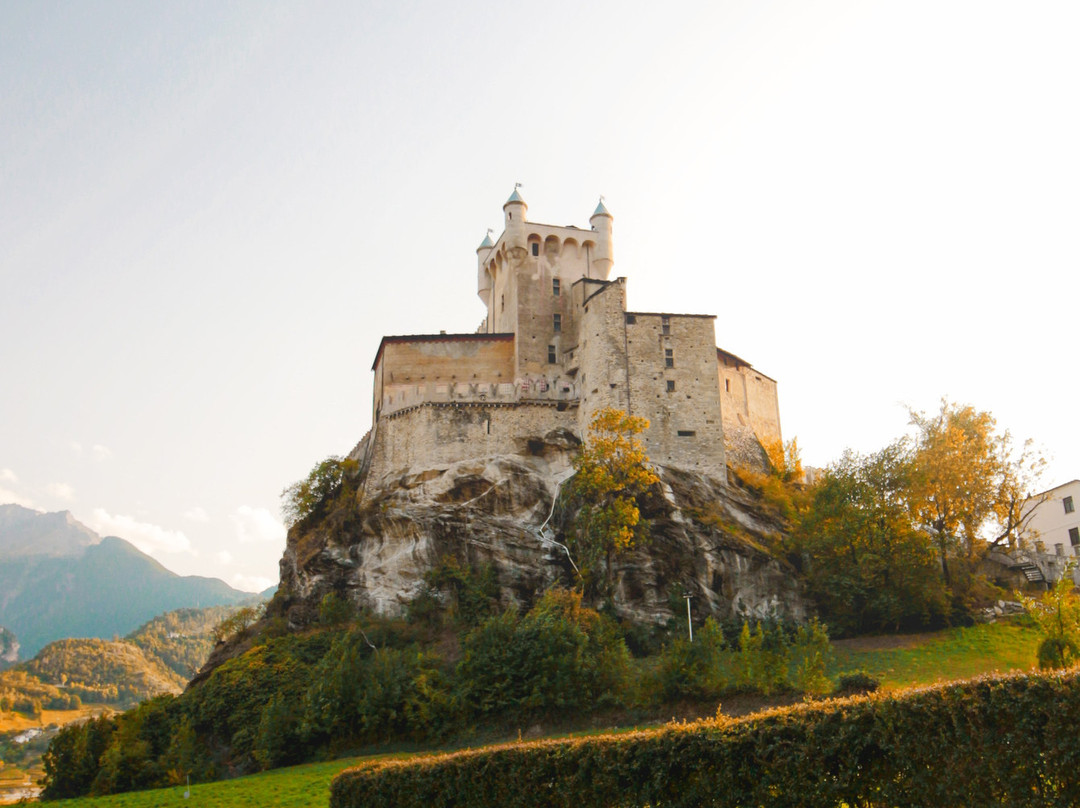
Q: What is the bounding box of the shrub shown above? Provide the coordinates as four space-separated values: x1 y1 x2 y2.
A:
456 589 631 721
651 618 730 700
788 618 833 695
836 670 881 696
331 669 1080 808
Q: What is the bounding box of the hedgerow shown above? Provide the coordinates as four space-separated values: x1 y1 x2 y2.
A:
331 667 1080 808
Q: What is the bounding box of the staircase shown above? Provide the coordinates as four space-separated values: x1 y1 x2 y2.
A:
1015 560 1045 583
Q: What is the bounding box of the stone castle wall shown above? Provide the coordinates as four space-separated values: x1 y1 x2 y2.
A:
624 312 727 477
364 401 577 489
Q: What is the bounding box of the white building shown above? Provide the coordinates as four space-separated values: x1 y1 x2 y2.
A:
1022 480 1080 559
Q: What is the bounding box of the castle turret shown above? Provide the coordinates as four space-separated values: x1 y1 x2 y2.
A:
476 231 494 309
589 198 614 280
503 187 528 254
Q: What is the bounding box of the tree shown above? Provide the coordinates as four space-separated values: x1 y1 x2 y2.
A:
793 444 948 634
566 408 660 592
1020 570 1080 670
907 401 1045 591
281 455 359 529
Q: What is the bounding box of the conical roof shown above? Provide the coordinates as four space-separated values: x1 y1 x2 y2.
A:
592 198 611 218
505 187 525 205
477 233 495 249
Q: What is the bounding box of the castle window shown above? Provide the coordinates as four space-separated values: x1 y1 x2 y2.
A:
625 314 636 324
501 295 504 312
553 314 562 333
667 380 675 392
664 348 674 368
532 243 539 256
725 379 730 393
1070 527 1080 546
677 430 696 437
661 316 670 335
548 345 557 364
1065 496 1075 514
553 278 560 296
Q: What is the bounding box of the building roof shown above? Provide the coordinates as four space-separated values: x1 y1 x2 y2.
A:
1025 480 1080 502
477 233 494 249
717 347 776 382
591 198 611 218
372 333 514 370
504 187 525 205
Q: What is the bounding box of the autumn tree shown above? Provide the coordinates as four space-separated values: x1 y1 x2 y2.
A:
907 400 1045 593
566 408 660 593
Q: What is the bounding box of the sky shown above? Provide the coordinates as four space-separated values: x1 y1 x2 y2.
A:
2 1 1078 592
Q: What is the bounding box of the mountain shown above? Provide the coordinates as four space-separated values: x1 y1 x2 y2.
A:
0 505 99 557
0 505 252 659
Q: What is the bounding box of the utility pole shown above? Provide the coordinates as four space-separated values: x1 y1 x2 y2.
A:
684 593 693 642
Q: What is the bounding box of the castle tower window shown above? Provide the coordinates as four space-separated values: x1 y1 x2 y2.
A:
625 314 636 324
725 379 730 392
664 348 674 368
667 380 675 392
532 243 539 256
501 295 504 312
553 313 562 333
553 278 560 296
661 316 670 335
548 345 557 364
677 430 696 437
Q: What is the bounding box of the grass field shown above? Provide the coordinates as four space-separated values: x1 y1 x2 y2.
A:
42 618 1046 808
831 617 1041 689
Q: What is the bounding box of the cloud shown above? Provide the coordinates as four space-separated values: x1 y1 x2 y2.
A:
92 444 112 461
47 482 75 500
89 509 193 555
216 550 233 565
70 442 83 456
0 469 18 484
184 506 210 522
0 487 35 509
231 506 286 545
231 573 275 593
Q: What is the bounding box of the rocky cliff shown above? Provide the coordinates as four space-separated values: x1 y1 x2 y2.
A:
270 427 807 632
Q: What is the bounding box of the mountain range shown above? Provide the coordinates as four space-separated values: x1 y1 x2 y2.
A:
0 504 253 660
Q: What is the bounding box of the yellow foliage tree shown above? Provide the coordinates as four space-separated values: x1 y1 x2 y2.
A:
907 400 1045 590
567 408 660 592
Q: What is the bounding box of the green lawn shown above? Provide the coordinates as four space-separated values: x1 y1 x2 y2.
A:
831 617 1040 690
44 757 375 808
49 618 1045 808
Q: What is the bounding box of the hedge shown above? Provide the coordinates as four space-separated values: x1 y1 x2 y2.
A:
331 667 1080 808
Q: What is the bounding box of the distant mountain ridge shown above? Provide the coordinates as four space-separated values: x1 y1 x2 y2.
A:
0 505 252 659
0 504 99 557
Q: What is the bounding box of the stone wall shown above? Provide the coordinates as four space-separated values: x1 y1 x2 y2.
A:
718 356 781 449
575 278 631 429
373 335 515 422
364 401 578 490
625 313 727 478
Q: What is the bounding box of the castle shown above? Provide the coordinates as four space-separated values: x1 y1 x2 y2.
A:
356 190 782 487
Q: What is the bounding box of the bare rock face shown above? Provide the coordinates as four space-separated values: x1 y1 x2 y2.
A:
273 428 807 630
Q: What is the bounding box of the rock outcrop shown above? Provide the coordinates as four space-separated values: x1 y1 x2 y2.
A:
272 428 807 631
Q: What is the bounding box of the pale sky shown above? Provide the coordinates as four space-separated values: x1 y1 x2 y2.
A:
2 1 1078 591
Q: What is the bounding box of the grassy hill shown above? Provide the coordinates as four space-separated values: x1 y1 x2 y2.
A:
0 603 259 805
127 606 243 681
28 619 1049 808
